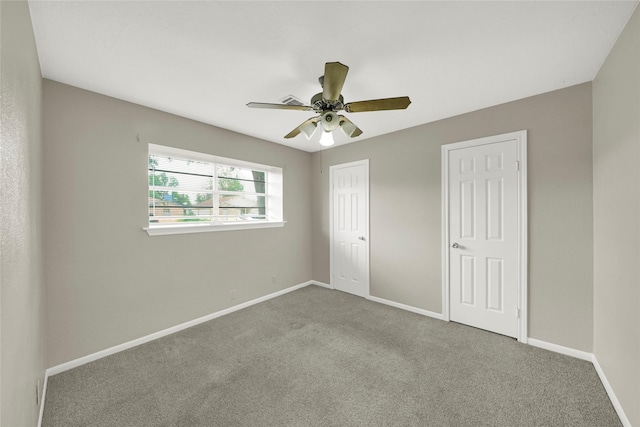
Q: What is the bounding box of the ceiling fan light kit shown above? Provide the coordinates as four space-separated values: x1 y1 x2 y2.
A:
300 120 318 139
319 131 335 147
247 62 411 146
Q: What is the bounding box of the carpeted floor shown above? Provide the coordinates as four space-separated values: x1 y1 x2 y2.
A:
42 285 621 426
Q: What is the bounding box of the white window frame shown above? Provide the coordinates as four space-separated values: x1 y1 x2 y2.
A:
145 144 284 236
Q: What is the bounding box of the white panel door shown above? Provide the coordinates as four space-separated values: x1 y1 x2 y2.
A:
449 140 519 337
331 161 369 297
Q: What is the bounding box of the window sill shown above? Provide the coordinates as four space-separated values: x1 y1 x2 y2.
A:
144 221 286 236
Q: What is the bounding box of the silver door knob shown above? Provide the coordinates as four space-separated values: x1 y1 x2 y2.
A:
452 242 459 248
358 236 366 241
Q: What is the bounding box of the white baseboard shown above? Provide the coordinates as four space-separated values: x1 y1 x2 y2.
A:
46 280 314 377
312 282 443 321
527 338 592 361
366 295 445 321
527 339 631 426
37 373 48 427
310 280 332 289
592 355 632 427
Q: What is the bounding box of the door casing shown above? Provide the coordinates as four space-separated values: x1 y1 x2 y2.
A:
330 159 370 298
441 131 528 343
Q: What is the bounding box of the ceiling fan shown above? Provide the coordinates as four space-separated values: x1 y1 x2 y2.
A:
247 62 411 146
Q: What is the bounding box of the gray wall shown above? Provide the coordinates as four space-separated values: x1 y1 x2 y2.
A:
23 7 640 424
593 5 640 426
0 1 46 425
43 81 312 367
312 83 594 352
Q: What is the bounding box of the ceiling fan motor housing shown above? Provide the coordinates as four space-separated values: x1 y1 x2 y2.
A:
311 92 344 111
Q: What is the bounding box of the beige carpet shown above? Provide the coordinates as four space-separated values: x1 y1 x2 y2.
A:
42 285 621 426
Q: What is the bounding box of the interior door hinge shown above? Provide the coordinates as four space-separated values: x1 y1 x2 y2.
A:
517 308 521 319
516 161 520 172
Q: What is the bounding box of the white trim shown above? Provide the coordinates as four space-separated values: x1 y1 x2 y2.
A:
144 221 286 236
329 159 370 298
366 285 629 427
37 374 48 427
526 339 631 427
367 295 445 321
592 355 632 427
148 142 281 173
517 135 528 343
311 280 333 289
45 281 313 376
527 338 592 362
441 142 451 321
441 130 528 343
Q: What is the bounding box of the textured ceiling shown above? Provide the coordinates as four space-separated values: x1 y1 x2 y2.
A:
28 1 638 152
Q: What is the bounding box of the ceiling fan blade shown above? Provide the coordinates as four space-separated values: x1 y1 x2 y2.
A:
247 102 314 111
284 116 320 139
338 115 363 138
322 62 349 102
344 96 411 113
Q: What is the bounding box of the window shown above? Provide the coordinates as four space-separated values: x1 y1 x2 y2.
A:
146 144 283 236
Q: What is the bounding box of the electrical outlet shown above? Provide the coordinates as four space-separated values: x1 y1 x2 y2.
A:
271 275 276 284
229 289 237 303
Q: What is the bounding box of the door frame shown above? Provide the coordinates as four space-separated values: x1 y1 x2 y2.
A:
329 159 370 297
441 131 528 343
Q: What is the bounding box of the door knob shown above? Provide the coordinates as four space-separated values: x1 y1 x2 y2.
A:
452 242 459 248
358 236 366 241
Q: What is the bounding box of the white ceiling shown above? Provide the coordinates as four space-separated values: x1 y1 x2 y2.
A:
28 1 637 152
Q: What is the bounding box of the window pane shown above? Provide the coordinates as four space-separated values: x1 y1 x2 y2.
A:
219 213 267 222
217 165 266 194
219 194 265 208
149 190 213 223
148 145 282 230
219 194 266 217
149 155 211 176
148 171 213 193
148 191 212 206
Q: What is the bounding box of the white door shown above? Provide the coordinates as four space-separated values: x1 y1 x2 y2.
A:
330 161 369 297
447 137 522 338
